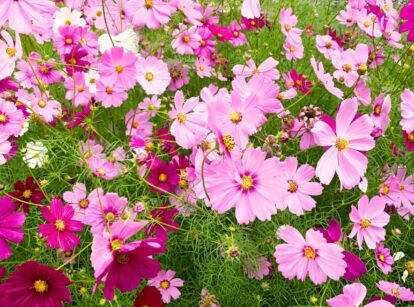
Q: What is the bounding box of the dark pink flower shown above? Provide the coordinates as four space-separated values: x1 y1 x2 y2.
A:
399 0 414 41
145 206 179 241
147 160 180 194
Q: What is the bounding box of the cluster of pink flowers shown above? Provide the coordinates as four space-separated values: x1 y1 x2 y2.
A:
0 0 414 305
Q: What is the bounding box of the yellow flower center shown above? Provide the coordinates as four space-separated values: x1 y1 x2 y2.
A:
79 199 89 208
233 31 239 37
65 38 73 45
382 185 389 195
111 239 123 250
145 142 154 151
360 218 371 229
33 280 48 293
115 252 130 264
106 212 115 222
379 254 385 262
179 179 187 188
408 133 414 142
357 64 368 75
304 246 316 259
77 85 84 92
145 72 154 81
6 47 16 57
55 220 65 231
69 58 76 65
182 35 190 43
288 180 298 192
22 190 32 198
106 87 113 94
0 114 7 123
250 20 256 26
343 64 352 72
289 46 295 52
158 173 167 182
115 65 123 73
200 39 206 46
97 168 106 176
222 134 235 152
229 111 241 123
65 20 72 25
374 105 381 115
96 10 103 16
285 25 291 31
336 138 349 151
391 289 400 296
38 100 47 108
325 42 332 48
177 113 187 123
400 184 405 191
363 20 371 28
145 0 153 9
241 175 253 191
199 64 204 71
160 281 170 289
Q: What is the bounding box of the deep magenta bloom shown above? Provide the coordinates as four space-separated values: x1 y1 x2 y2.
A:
133 286 165 307
0 196 26 259
64 46 89 76
209 25 233 42
9 176 45 212
399 0 414 42
147 159 180 194
283 69 313 94
39 199 83 251
145 206 179 241
1 261 72 306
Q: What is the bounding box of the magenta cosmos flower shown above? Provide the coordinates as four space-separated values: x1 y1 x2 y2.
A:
39 199 82 252
0 196 26 259
205 148 281 224
147 159 180 194
145 206 179 241
274 156 323 216
0 99 25 138
169 90 208 149
1 261 72 306
377 280 414 301
349 195 390 249
375 244 394 274
312 98 375 189
91 221 165 301
99 47 137 90
327 283 394 307
399 0 414 42
148 270 184 304
136 56 171 95
274 225 346 285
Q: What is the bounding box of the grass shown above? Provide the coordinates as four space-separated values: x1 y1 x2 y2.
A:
1 0 414 306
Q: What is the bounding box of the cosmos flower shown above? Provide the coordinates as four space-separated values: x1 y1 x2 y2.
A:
8 176 45 212
148 270 184 304
23 141 49 169
136 56 171 95
147 159 180 194
375 244 394 274
377 280 414 301
0 30 22 80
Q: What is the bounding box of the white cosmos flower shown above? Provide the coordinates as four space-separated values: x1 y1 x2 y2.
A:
53 7 86 33
98 28 140 54
85 70 100 94
23 141 48 168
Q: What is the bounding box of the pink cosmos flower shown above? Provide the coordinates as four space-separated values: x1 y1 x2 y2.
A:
125 0 172 29
53 25 78 55
349 195 390 249
30 92 62 123
145 206 179 241
169 91 208 149
91 221 165 301
327 283 394 307
172 26 201 55
174 0 203 25
357 9 382 37
284 38 304 60
0 31 22 80
63 183 90 224
395 167 414 210
39 199 82 251
99 47 137 90
243 256 271 280
310 57 343 99
168 61 190 91
195 27 216 58
208 25 232 42
377 281 414 301
274 225 346 285
125 109 153 138
400 0 414 41
148 270 184 304
138 96 161 117
337 7 359 26
312 98 375 189
0 0 57 34
0 99 25 137
354 80 371 106
64 46 89 76
375 244 394 274
205 148 281 224
232 57 280 81
279 8 302 43
241 0 260 19
0 134 12 165
282 69 312 94
370 94 391 138
378 175 400 205
64 72 92 107
195 57 213 78
136 56 171 95
403 130 414 152
1 261 72 306
229 20 246 47
95 80 128 108
0 196 26 259
400 88 414 132
274 157 323 216
87 157 120 180
316 35 340 60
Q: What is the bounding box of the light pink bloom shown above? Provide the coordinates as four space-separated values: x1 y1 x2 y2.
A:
337 7 358 26
354 80 371 106
138 96 161 117
125 109 153 138
395 167 414 210
136 56 171 95
30 92 62 123
274 225 346 285
0 99 25 137
62 183 90 224
0 31 22 80
148 270 184 303
87 157 120 181
349 195 390 249
174 0 202 25
357 9 382 38
370 94 391 137
316 35 340 60
327 283 394 307
95 81 128 108
284 38 304 60
279 8 302 43
310 57 343 99
195 57 213 78
205 148 281 224
125 0 172 29
312 98 375 189
64 72 92 107
274 157 323 216
229 20 246 47
99 47 137 90
400 89 414 133
243 256 271 280
172 25 201 55
232 57 280 81
0 134 12 165
169 91 208 149
377 281 414 301
241 0 260 19
375 244 394 274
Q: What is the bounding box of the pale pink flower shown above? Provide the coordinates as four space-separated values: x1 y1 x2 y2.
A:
64 72 92 107
195 57 213 78
284 38 304 60
138 96 161 117
279 8 302 43
136 56 171 95
395 167 414 210
357 9 382 37
172 25 201 55
0 134 11 165
400 89 414 133
354 80 371 106
0 31 22 80
312 98 375 189
316 35 340 60
274 157 323 216
370 94 391 138
169 91 208 149
0 99 25 137
174 0 203 26
87 157 120 181
229 20 246 47
95 81 128 108
243 256 271 280
337 7 358 26
349 195 390 249
241 0 260 19
375 244 394 274
232 57 280 81
125 0 172 29
148 270 184 304
62 183 90 224
30 92 62 123
310 57 343 99
124 109 153 138
377 281 414 302
274 225 346 285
